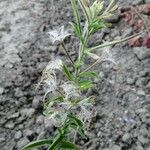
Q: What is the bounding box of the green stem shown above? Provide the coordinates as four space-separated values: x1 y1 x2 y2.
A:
87 32 143 52
60 42 75 69
103 0 115 15
71 0 81 34
80 58 102 74
78 0 90 23
75 22 89 79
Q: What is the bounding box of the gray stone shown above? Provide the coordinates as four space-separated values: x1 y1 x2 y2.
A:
32 96 41 109
44 118 55 129
132 0 144 5
21 108 35 118
36 115 44 124
14 131 22 140
0 137 5 142
143 59 150 68
8 112 20 119
4 62 13 68
136 78 147 87
37 131 46 140
145 82 150 93
4 122 15 129
139 69 150 77
122 133 130 142
0 87 4 94
111 145 121 150
122 27 133 37
6 54 21 64
136 145 144 150
137 90 146 96
133 47 150 60
15 88 24 98
138 135 149 144
24 129 34 138
126 78 135 85
17 137 30 149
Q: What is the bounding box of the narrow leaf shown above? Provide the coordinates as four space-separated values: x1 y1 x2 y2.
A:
78 80 94 90
79 71 98 78
68 114 84 127
22 139 52 150
70 123 86 139
61 141 79 150
62 64 73 81
87 52 100 60
70 22 82 39
70 0 81 34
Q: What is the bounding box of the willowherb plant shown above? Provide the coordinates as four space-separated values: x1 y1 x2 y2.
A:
22 0 141 150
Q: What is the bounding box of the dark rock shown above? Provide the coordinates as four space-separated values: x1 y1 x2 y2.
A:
106 12 120 23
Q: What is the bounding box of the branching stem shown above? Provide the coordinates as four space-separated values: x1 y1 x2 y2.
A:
60 42 75 69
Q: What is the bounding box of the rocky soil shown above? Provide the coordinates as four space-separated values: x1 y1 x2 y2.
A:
0 0 149 150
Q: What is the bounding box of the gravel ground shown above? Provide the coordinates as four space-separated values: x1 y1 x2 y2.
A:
0 0 149 150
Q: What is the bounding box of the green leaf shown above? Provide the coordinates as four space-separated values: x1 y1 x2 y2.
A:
70 123 86 139
68 114 84 128
22 139 52 150
79 71 98 78
52 96 64 102
89 19 111 34
70 22 82 39
62 64 73 81
75 60 84 69
78 80 94 90
70 0 81 34
61 141 79 150
48 134 64 150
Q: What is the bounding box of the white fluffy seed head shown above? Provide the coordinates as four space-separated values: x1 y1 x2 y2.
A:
61 82 81 100
40 59 63 99
48 26 71 44
45 59 63 71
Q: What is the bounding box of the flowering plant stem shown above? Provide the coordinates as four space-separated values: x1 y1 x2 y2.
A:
22 1 142 150
60 42 75 68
